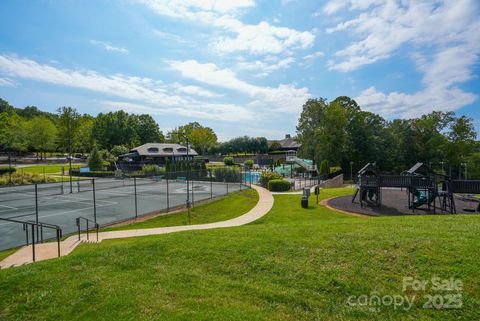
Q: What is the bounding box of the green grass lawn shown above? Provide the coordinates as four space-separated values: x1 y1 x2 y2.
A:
19 164 82 174
104 188 259 231
1 188 479 320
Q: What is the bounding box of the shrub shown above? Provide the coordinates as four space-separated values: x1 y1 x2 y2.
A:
244 159 254 169
0 171 57 186
268 179 291 192
142 164 161 176
213 167 242 182
88 147 104 171
0 166 16 175
259 171 282 188
319 160 330 176
110 145 129 157
223 156 234 166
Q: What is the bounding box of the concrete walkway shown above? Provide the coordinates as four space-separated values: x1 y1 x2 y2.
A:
0 185 274 269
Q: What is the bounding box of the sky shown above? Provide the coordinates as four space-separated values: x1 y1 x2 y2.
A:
0 0 479 141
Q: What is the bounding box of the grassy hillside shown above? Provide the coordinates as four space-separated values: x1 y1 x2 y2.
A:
0 188 479 320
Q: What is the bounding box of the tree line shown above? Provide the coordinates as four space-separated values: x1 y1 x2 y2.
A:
0 98 270 158
296 96 479 179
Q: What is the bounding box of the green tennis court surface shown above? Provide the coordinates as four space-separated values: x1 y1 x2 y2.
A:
0 178 244 250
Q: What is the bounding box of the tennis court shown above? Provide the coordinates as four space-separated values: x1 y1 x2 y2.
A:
0 177 245 251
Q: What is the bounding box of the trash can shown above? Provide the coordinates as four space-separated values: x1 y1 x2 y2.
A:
301 195 308 208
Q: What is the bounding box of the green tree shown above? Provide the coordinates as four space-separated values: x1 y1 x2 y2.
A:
189 127 217 155
319 160 330 176
87 146 104 171
75 115 95 154
57 107 80 156
110 145 129 157
268 141 282 152
26 116 57 160
93 111 138 149
133 114 164 144
0 113 28 160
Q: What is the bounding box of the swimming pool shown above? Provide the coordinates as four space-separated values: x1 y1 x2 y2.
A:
243 171 261 184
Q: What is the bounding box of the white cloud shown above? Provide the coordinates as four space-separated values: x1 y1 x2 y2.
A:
0 77 16 87
90 40 128 53
171 83 222 97
138 0 314 55
213 21 314 55
235 56 295 77
0 55 253 121
303 51 324 60
356 40 479 118
102 100 253 122
326 0 480 118
326 0 480 72
168 59 311 113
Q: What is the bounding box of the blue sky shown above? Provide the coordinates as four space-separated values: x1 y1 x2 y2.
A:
0 0 479 141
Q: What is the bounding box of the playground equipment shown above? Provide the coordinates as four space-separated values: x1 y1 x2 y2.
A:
351 163 380 208
285 151 317 173
352 162 480 214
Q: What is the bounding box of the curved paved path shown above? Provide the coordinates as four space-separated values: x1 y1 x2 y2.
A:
0 185 273 269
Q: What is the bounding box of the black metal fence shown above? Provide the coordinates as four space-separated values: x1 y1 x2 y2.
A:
0 168 251 251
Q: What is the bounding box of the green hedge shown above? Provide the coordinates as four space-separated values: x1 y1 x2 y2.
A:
213 168 242 183
268 179 291 192
0 167 16 175
259 172 282 188
223 156 234 166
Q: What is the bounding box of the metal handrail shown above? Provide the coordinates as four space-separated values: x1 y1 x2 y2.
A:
0 217 62 262
75 216 99 242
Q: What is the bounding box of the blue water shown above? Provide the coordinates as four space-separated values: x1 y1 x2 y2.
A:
243 171 261 184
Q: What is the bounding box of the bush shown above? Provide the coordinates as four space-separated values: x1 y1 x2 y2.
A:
259 171 282 188
142 164 162 176
223 156 234 166
213 167 242 183
268 179 291 192
0 171 57 186
319 160 330 176
0 167 16 175
110 145 129 157
88 147 103 171
244 159 254 169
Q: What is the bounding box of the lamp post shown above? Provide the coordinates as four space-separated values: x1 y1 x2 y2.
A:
440 161 445 175
181 133 191 220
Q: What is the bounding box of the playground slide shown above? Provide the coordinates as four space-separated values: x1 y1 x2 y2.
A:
409 187 436 209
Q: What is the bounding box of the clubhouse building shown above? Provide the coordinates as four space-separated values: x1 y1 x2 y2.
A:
119 143 198 166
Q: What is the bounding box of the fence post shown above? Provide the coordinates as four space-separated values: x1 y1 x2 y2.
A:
166 176 170 212
35 184 39 243
92 179 97 223
134 177 138 218
31 224 36 262
210 170 213 199
191 176 194 208
21 168 24 185
77 176 80 193
43 166 46 182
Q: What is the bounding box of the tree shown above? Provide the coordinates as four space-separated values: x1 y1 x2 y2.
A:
189 127 217 155
269 141 282 152
319 160 330 176
167 122 217 155
134 114 164 144
75 115 95 154
92 111 138 149
57 107 80 156
0 113 28 159
87 146 103 171
26 116 57 160
110 145 129 157
296 98 347 166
